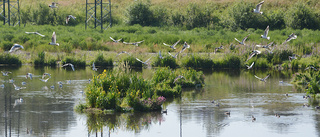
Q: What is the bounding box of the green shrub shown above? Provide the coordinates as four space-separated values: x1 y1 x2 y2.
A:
92 53 113 67
182 55 213 69
122 56 142 68
127 1 154 26
152 54 178 69
0 53 22 65
285 2 319 30
34 51 45 66
1 41 14 51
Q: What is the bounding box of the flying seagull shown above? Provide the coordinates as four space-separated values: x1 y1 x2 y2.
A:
9 44 24 53
254 74 270 82
62 63 75 71
179 42 190 53
256 42 274 50
136 56 153 65
173 75 186 84
116 51 131 58
109 37 122 43
246 50 261 62
163 39 180 50
49 2 58 8
253 1 264 14
123 40 144 46
26 73 33 80
66 15 76 24
159 51 164 59
13 83 26 90
40 78 50 82
49 32 59 46
25 32 45 37
283 33 297 44
42 73 51 79
92 62 98 71
246 62 255 69
214 45 224 54
235 34 250 45
168 52 179 58
261 25 270 40
1 71 11 76
289 54 299 62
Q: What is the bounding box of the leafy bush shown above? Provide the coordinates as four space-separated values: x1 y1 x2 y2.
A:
0 53 22 66
127 1 154 26
92 53 113 67
182 55 213 69
34 51 45 66
152 54 178 69
121 56 142 68
285 2 320 30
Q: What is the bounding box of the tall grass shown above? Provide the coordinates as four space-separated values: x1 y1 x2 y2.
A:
0 53 22 66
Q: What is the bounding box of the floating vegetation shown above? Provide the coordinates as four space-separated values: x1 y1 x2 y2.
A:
292 68 320 96
76 67 204 112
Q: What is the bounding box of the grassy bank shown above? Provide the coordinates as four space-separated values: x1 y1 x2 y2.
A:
75 66 204 112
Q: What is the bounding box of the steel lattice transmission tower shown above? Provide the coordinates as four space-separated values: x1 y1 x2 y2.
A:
86 0 111 30
0 0 20 26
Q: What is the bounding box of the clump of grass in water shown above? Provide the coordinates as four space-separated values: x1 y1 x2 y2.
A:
152 53 178 69
91 53 113 67
0 53 22 66
77 67 204 112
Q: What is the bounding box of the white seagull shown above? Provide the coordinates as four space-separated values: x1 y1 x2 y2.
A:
136 56 153 65
49 2 58 8
92 62 98 71
253 1 264 14
109 37 122 43
9 44 24 53
40 78 50 82
246 62 255 69
235 34 250 45
25 32 45 37
49 32 59 46
261 26 270 40
116 51 130 58
42 73 51 79
289 54 299 62
254 74 270 82
179 42 190 53
1 71 11 76
26 73 33 80
159 51 164 59
168 52 179 58
163 39 180 50
62 63 75 71
123 40 144 46
283 33 297 44
13 83 26 90
246 50 261 61
214 45 224 54
173 75 186 84
66 15 76 24
256 42 274 50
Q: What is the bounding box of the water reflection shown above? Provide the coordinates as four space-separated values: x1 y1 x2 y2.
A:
0 66 319 137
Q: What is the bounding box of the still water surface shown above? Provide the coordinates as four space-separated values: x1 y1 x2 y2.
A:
0 66 318 137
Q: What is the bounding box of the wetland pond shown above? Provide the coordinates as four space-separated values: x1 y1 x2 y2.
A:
0 66 319 137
